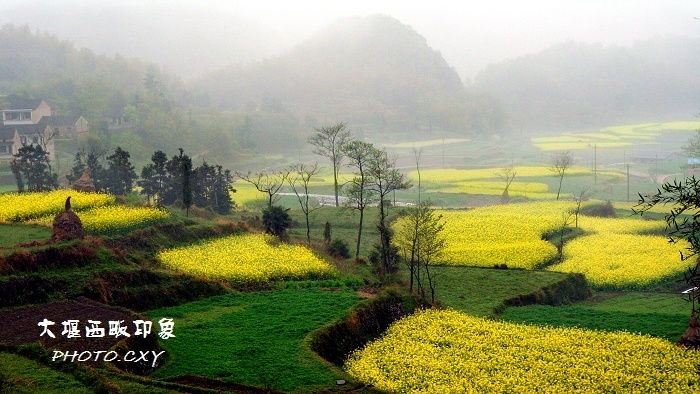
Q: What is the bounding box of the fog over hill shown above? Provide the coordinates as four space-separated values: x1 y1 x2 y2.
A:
189 14 498 134
473 36 700 131
0 1 698 140
1 1 698 82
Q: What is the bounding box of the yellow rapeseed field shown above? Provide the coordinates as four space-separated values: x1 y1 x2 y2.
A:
78 206 170 234
157 233 337 283
408 201 690 288
532 121 698 151
0 190 114 222
31 205 170 234
412 167 621 199
420 201 574 269
548 214 690 289
345 309 699 393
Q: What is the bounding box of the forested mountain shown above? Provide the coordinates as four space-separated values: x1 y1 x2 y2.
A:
190 14 505 136
473 37 700 132
0 24 183 120
0 24 239 165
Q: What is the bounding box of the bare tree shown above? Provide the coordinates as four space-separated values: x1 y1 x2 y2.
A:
308 122 352 207
413 147 423 205
287 162 323 244
497 164 517 204
342 140 376 260
236 169 290 208
572 186 591 228
556 210 576 262
550 151 574 200
368 148 411 276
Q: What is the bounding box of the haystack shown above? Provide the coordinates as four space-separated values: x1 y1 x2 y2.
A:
677 312 700 350
72 167 96 192
50 196 85 242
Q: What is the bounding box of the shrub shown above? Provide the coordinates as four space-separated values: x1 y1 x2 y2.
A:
327 239 350 258
580 200 617 218
262 205 291 238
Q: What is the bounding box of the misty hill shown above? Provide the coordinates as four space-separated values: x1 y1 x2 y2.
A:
473 37 700 132
190 14 504 135
0 24 184 121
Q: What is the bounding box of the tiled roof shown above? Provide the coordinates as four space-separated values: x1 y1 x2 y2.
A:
0 124 47 135
4 98 45 111
0 127 16 140
39 116 78 127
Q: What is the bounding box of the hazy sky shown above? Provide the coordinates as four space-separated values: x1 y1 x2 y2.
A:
1 0 699 80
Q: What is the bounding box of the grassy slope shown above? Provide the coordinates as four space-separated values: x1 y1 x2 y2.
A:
420 266 575 317
0 351 183 394
146 287 361 393
0 224 52 247
500 292 690 342
0 352 92 394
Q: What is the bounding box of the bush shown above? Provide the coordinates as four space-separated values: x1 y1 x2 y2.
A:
262 205 291 237
580 200 616 218
326 239 350 258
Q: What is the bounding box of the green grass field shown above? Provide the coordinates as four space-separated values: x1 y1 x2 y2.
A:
0 352 92 394
500 292 690 342
0 224 52 247
146 287 362 393
418 266 576 317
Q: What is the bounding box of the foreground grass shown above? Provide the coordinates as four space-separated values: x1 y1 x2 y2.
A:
146 287 362 392
0 224 51 247
0 351 183 393
501 292 690 342
0 352 92 394
424 266 576 317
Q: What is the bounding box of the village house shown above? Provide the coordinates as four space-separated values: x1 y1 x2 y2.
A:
0 98 88 161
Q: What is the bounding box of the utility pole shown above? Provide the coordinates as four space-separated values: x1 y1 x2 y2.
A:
594 144 597 185
626 163 630 202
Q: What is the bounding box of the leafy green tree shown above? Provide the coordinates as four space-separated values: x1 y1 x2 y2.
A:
635 177 700 335
10 145 58 192
161 149 188 206
262 205 292 238
66 150 86 185
682 125 700 159
191 162 234 214
86 152 106 192
309 122 352 207
137 150 168 206
138 164 156 205
105 147 137 195
181 150 193 216
393 200 446 303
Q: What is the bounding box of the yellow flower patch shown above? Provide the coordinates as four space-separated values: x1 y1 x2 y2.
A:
346 309 699 393
547 212 691 289
0 190 114 222
419 201 575 269
157 233 337 283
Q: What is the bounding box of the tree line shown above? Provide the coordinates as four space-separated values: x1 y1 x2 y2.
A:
10 145 235 215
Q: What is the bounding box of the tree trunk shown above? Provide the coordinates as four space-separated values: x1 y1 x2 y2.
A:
355 208 364 260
